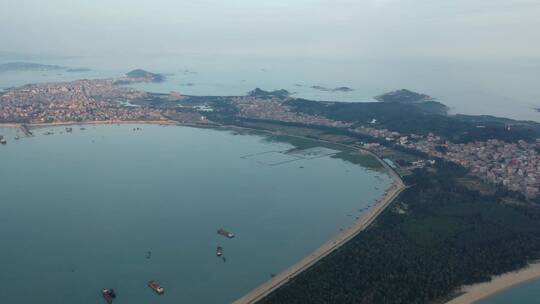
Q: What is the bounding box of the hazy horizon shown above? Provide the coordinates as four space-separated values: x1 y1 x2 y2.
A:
1 0 540 61
1 0 540 122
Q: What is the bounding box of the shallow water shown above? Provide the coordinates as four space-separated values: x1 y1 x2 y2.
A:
477 279 540 304
0 124 391 303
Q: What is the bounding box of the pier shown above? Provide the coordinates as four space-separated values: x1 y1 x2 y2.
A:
20 124 33 137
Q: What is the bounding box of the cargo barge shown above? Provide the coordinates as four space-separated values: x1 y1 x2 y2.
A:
148 280 164 295
218 228 235 238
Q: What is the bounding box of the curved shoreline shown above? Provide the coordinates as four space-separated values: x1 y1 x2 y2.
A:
1 120 406 304
233 157 405 303
0 120 179 129
446 263 540 304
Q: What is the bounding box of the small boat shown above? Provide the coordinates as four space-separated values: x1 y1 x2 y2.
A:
216 246 223 257
101 288 116 304
66 127 73 133
217 228 235 238
146 251 152 259
0 138 7 145
148 280 164 295
14 134 20 140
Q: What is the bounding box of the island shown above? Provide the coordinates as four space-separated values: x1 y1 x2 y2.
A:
0 62 65 72
1 74 540 304
66 67 92 72
119 69 166 83
311 85 354 92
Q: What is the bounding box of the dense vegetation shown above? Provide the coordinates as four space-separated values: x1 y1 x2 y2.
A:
260 160 540 304
285 98 540 143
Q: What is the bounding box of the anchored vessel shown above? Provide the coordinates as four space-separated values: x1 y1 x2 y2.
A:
216 246 223 257
101 288 116 304
148 280 165 295
218 228 235 238
0 136 6 145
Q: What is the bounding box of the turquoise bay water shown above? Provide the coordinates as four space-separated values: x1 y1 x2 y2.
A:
0 124 391 303
478 279 540 304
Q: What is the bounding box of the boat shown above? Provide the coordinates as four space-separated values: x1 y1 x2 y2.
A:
66 127 73 133
14 134 20 140
217 228 235 238
216 246 223 257
101 288 116 304
0 137 7 145
148 280 164 295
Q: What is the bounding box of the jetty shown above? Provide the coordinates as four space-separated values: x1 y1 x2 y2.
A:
20 124 33 137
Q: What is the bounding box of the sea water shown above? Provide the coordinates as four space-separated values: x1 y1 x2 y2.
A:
0 124 391 303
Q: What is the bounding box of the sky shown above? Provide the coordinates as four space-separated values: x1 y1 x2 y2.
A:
1 0 540 60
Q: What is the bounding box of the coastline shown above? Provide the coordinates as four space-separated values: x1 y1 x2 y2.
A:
234 159 405 303
0 119 179 130
446 263 540 304
1 118 404 304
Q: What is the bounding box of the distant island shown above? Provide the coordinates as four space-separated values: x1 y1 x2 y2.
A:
113 69 166 84
66 68 91 72
248 88 290 98
311 85 354 92
0 62 65 72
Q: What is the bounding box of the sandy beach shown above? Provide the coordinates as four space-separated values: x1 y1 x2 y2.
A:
234 157 405 304
447 263 540 304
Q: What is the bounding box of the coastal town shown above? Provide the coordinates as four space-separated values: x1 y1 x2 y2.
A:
354 126 540 198
0 79 164 123
1 76 539 198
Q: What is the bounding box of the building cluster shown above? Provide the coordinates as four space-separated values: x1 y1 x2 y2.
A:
352 126 540 198
0 79 160 123
232 96 352 128
444 140 540 198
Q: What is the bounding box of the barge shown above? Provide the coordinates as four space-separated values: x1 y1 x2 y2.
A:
218 228 235 238
148 280 165 295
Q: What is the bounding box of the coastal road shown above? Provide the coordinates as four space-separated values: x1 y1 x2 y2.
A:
233 153 406 304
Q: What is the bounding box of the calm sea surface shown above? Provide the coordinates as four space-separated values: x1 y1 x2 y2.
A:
0 124 391 303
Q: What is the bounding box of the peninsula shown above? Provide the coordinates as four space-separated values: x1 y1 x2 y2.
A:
2 73 540 304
